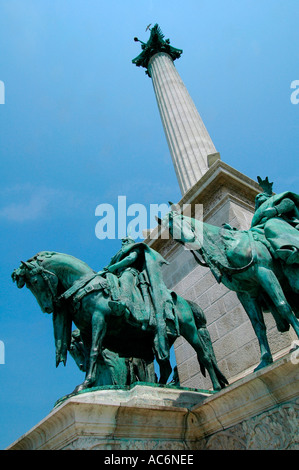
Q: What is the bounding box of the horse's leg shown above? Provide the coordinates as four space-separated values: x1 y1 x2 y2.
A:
258 267 299 338
179 313 223 391
237 291 272 371
79 309 108 390
156 356 172 384
153 334 172 384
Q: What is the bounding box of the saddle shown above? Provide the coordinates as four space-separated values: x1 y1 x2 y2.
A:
59 273 109 305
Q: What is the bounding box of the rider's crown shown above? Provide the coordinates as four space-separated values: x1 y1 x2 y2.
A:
257 176 273 196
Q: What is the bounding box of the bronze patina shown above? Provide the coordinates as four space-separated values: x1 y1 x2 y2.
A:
12 241 227 393
159 179 299 372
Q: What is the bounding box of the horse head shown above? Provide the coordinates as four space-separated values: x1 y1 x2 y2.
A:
157 208 201 249
12 259 58 314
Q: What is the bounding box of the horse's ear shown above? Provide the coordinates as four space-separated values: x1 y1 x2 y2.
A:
155 216 162 225
168 201 180 211
21 260 33 269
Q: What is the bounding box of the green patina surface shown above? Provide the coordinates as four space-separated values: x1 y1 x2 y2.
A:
12 239 228 395
161 178 299 375
132 24 182 76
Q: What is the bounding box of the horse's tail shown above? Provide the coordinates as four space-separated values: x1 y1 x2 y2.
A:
187 299 228 388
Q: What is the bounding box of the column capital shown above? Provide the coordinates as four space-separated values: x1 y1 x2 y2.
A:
132 24 182 77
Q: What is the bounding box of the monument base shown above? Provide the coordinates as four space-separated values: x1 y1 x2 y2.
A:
7 353 298 450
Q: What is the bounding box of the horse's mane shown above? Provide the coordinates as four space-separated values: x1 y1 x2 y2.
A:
28 251 56 262
28 251 95 273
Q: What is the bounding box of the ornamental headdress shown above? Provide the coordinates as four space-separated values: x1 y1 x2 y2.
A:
257 176 274 196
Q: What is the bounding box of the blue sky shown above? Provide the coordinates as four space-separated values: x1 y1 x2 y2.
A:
0 0 298 449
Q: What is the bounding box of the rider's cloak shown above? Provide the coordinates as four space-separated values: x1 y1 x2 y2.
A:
107 242 180 361
250 191 299 255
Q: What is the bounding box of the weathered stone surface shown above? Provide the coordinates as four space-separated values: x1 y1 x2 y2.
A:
7 354 298 450
191 354 299 450
7 385 211 450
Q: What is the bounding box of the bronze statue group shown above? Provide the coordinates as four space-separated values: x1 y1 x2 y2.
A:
12 178 299 395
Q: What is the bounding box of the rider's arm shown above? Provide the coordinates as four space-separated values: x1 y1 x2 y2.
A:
263 198 295 219
108 251 138 273
274 198 295 215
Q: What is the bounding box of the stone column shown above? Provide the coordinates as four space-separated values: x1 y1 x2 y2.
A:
148 52 217 194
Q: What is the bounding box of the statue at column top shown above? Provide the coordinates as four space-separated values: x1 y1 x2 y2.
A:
132 23 183 76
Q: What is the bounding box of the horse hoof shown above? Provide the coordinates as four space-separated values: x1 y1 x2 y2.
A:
289 341 299 353
254 358 273 372
71 384 84 394
72 383 86 394
72 380 92 394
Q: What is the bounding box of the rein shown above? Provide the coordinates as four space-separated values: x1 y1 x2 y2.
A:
25 261 97 306
37 263 109 305
28 264 58 299
190 250 209 267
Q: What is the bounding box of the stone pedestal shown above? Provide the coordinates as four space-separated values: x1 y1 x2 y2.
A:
7 354 298 450
7 385 212 450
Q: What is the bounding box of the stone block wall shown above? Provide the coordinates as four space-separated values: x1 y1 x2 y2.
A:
167 248 296 389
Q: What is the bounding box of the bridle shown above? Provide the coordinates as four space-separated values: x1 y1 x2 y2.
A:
22 261 59 304
22 259 107 307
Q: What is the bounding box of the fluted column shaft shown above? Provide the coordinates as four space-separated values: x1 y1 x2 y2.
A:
148 52 217 195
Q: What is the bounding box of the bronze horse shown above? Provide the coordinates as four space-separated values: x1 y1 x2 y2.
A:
159 211 299 371
12 251 228 392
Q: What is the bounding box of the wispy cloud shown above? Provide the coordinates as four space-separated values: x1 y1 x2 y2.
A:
0 184 88 222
